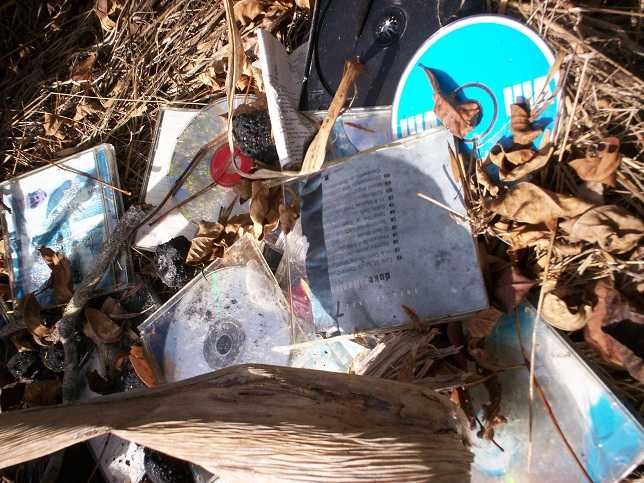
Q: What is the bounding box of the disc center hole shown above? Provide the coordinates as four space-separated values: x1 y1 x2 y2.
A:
216 334 233 355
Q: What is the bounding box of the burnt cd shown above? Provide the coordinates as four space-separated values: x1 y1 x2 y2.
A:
162 263 291 381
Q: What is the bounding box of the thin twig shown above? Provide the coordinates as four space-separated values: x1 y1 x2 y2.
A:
47 159 132 196
514 312 592 482
527 224 557 470
416 192 471 222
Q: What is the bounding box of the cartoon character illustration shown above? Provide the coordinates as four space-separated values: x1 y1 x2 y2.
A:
27 189 47 209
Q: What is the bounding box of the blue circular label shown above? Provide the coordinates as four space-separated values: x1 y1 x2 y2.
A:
392 16 559 159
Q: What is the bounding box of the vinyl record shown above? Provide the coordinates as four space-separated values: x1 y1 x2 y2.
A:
163 262 290 381
301 0 484 110
169 96 252 222
392 16 560 158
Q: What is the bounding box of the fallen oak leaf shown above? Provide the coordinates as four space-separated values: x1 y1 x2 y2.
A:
21 293 51 340
43 113 67 140
249 181 279 240
129 345 157 387
569 137 621 186
505 148 535 165
86 370 117 395
279 202 299 235
233 178 252 202
584 279 644 382
233 0 266 26
560 205 644 254
419 65 479 139
500 145 554 182
492 264 536 313
186 221 225 266
38 248 73 304
72 98 101 121
71 52 96 82
95 0 117 31
23 379 61 407
463 307 504 340
84 307 123 344
486 182 593 229
510 104 542 145
541 292 588 331
475 161 499 196
101 296 125 318
278 186 300 235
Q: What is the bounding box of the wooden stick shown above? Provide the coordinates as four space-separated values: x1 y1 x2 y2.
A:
0 364 473 482
300 60 365 174
57 205 147 403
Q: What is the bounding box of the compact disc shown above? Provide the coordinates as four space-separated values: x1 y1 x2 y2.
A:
392 16 559 158
301 0 483 109
162 262 290 381
169 96 252 222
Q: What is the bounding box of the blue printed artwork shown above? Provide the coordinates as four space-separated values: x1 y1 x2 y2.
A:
0 144 127 305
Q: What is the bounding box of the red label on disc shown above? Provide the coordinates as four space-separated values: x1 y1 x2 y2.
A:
210 144 252 187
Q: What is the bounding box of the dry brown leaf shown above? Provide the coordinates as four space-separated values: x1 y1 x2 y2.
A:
129 345 157 388
569 137 621 186
21 293 51 339
43 113 67 140
10 331 39 353
95 0 117 31
505 148 535 165
186 218 251 266
23 379 61 407
464 307 504 340
84 307 123 344
233 179 252 202
278 202 299 235
197 67 223 90
542 293 588 331
487 182 593 229
295 0 311 8
71 53 96 82
185 221 225 265
493 264 536 313
234 0 266 26
500 145 554 182
38 248 73 304
510 104 542 145
584 280 644 382
504 225 549 251
420 66 479 139
249 181 279 240
101 297 125 318
397 352 416 383
488 149 505 168
561 205 644 254
475 161 499 196
72 98 101 122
